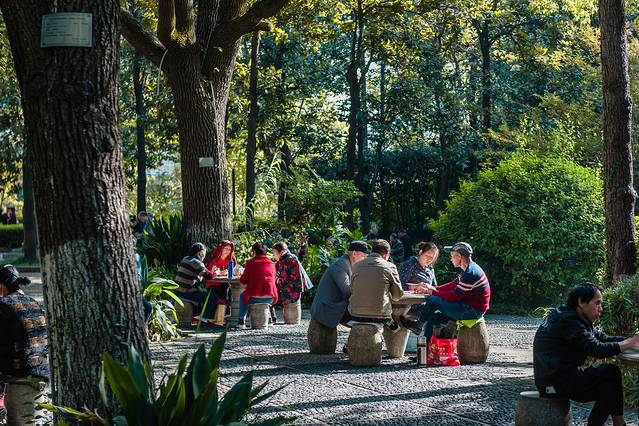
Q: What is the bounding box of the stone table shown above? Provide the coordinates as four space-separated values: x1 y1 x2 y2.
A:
617 347 639 366
383 292 428 358
211 277 244 327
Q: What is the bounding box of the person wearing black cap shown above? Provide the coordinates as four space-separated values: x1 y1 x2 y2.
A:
175 243 219 324
310 241 370 329
401 241 490 339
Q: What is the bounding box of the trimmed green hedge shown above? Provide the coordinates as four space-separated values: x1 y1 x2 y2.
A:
0 224 23 249
430 153 604 307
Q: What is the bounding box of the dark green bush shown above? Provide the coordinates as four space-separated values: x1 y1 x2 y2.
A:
139 214 190 272
0 224 23 249
430 153 604 307
598 276 639 408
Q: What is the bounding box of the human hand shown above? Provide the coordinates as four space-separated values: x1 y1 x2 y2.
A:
619 332 639 351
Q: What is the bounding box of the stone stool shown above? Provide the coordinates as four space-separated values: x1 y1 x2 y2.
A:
249 303 270 329
175 299 197 328
515 391 571 426
307 318 337 354
347 323 383 367
283 300 302 325
4 377 49 425
457 317 489 364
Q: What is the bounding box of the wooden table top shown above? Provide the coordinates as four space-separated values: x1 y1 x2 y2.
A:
391 292 428 306
617 347 639 365
211 276 242 284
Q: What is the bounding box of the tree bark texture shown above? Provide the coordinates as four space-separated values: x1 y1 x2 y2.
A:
121 0 288 245
0 0 150 411
599 0 636 284
22 153 38 261
246 31 260 225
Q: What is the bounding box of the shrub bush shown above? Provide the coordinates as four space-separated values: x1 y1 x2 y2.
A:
598 276 639 408
0 224 23 249
139 214 190 272
430 154 604 307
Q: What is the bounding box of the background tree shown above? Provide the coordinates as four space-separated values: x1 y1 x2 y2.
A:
0 0 150 411
120 0 289 244
599 0 636 284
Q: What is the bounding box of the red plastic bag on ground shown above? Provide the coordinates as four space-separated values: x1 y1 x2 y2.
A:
427 336 460 366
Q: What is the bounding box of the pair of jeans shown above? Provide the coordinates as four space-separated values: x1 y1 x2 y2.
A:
415 296 481 339
542 364 623 426
238 293 274 320
178 289 218 319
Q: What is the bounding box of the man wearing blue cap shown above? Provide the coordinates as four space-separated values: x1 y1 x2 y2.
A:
401 242 490 338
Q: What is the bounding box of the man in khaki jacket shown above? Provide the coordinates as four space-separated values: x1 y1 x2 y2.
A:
349 239 403 326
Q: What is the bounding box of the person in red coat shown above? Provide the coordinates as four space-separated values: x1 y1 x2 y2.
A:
238 242 278 327
205 240 237 305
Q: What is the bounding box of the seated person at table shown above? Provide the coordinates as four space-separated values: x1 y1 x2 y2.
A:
205 239 237 303
533 283 639 426
399 241 438 291
401 242 489 339
349 239 403 331
310 240 369 328
175 243 218 324
272 241 312 310
239 242 278 327
0 265 49 422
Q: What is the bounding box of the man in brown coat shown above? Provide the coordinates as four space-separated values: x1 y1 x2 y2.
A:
348 239 403 329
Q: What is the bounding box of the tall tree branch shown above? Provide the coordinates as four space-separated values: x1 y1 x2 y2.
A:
213 0 288 47
120 9 166 68
158 0 176 46
175 0 196 43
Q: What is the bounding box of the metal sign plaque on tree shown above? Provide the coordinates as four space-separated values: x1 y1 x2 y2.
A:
41 13 92 48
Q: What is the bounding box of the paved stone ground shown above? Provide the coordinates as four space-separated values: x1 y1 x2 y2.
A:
151 310 639 425
15 272 638 425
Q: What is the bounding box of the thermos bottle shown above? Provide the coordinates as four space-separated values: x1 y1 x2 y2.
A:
228 259 234 278
417 336 428 367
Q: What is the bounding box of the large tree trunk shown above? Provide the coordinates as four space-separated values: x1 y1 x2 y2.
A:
599 0 636 284
22 153 38 261
167 53 231 244
0 0 150 411
133 49 148 213
246 31 260 225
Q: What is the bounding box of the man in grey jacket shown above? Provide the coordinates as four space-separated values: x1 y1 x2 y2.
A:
310 241 369 328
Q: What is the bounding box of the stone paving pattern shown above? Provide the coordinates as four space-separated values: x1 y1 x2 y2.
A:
151 310 639 425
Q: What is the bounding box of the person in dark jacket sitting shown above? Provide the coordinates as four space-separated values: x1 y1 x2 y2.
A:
533 283 639 426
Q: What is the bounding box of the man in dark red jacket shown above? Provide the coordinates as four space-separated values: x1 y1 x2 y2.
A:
401 242 490 339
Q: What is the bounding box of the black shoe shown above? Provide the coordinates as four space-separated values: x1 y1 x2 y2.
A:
400 316 424 335
271 316 277 324
385 320 401 333
342 344 348 354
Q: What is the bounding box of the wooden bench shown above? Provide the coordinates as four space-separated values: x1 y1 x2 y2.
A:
249 303 270 329
515 390 571 425
457 317 489 364
307 318 337 354
2 376 48 425
347 323 383 367
283 300 301 325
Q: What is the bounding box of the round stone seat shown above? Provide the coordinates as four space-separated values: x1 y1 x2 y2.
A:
457 317 490 364
515 390 572 426
347 323 383 367
307 318 337 354
283 300 302 325
249 303 270 329
175 299 196 328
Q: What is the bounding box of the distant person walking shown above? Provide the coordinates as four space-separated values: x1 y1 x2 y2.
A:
389 233 404 264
